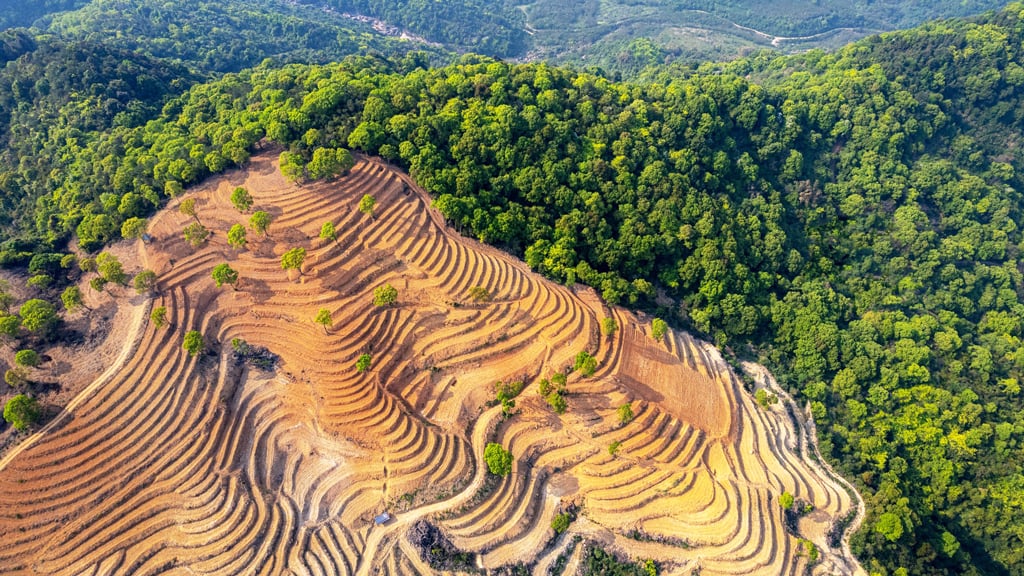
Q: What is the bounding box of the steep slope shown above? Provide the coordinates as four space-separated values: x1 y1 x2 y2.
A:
0 153 859 575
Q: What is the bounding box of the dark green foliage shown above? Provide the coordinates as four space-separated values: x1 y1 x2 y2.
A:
581 545 651 576
3 394 41 431
306 147 354 179
483 442 512 476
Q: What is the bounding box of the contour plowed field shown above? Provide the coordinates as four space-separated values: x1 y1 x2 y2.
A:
0 153 861 575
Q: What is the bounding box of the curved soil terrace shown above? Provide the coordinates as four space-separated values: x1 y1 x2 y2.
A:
0 153 862 575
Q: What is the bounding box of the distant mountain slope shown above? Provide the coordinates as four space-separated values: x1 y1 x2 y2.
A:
0 0 88 30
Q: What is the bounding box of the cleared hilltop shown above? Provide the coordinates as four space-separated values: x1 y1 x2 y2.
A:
0 154 860 575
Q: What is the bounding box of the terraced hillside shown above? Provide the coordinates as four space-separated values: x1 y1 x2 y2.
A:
0 152 862 575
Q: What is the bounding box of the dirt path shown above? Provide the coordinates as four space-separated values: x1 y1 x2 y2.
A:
743 361 866 576
0 293 150 474
353 405 502 576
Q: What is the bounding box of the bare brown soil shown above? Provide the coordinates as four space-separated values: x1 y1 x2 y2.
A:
0 153 863 575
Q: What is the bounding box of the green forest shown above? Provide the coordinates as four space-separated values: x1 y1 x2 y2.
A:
1 0 1024 575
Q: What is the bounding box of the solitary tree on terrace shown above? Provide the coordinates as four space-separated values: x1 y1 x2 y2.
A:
319 221 337 244
227 223 247 250
373 283 398 307
183 222 210 249
281 247 306 276
315 308 332 333
601 316 618 338
617 402 634 425
250 210 271 237
355 353 372 373
651 318 668 341
179 197 200 223
483 442 513 476
358 194 376 219
212 263 239 289
230 186 254 212
183 330 204 357
151 306 168 329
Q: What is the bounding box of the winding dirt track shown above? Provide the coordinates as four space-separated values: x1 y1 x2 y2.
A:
0 154 864 575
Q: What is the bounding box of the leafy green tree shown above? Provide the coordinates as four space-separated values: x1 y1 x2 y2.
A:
469 285 491 302
249 210 271 237
151 306 168 329
373 283 398 307
319 221 337 244
315 308 332 332
650 318 668 341
617 402 634 425
280 247 306 275
5 367 27 388
14 349 40 368
608 441 621 456
19 299 57 335
307 147 354 179
551 512 572 534
27 274 51 289
78 256 96 273
0 280 13 313
133 270 158 294
484 442 512 476
355 353 372 373
230 186 253 212
90 277 107 292
3 394 40 431
183 330 204 357
546 391 567 414
211 263 239 289
227 223 248 250
183 222 210 248
875 512 905 543
121 217 148 240
96 252 127 285
574 351 597 377
61 286 84 312
358 194 376 218
779 491 795 510
601 316 618 337
0 315 19 339
178 197 199 222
